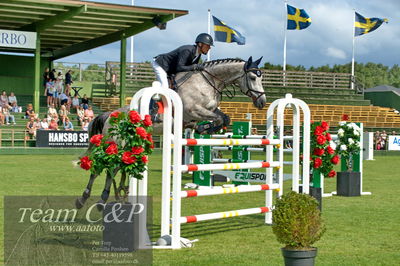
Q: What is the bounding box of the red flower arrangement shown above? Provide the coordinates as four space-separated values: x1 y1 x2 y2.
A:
79 110 154 180
309 121 339 178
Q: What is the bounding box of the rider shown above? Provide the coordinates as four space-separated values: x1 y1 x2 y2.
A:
151 33 214 89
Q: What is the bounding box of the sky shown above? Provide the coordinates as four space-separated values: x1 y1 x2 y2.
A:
59 0 400 68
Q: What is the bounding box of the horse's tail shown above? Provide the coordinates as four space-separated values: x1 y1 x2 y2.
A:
82 111 111 156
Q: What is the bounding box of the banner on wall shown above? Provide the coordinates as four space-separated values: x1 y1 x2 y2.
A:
0 29 37 49
388 136 400 151
36 130 89 148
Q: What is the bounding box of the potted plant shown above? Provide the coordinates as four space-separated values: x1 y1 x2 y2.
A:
309 121 339 207
272 191 326 266
335 115 362 196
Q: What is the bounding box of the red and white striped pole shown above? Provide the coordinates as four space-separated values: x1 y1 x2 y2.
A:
181 161 280 172
181 138 280 146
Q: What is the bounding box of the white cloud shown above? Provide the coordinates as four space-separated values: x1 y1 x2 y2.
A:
326 47 346 59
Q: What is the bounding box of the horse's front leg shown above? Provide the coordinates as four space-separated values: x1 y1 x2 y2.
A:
75 173 98 209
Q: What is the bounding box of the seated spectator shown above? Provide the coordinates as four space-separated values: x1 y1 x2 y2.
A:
8 92 21 112
25 104 36 119
40 117 49 130
26 117 37 139
1 105 16 125
81 117 90 131
77 106 84 125
84 105 94 122
59 92 69 106
48 119 59 130
71 94 80 113
63 117 74 131
59 104 69 124
0 91 8 107
0 109 4 125
47 104 59 122
80 94 89 110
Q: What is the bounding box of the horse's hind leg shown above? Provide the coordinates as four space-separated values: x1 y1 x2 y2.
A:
75 173 98 209
96 172 114 211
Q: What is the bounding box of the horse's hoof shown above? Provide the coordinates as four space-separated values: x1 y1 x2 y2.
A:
96 200 105 211
75 198 85 209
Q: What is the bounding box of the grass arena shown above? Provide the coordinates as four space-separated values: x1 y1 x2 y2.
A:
0 149 400 265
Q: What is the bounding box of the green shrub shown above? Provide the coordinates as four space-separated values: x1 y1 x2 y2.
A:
272 191 326 249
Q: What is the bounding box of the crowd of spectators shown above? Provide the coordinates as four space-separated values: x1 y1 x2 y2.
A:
0 90 22 126
374 130 398 150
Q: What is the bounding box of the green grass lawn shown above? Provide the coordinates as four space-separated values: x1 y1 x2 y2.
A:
0 151 399 265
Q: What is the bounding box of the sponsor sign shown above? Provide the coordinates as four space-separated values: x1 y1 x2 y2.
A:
388 136 400 151
214 170 266 183
0 29 37 49
36 130 89 148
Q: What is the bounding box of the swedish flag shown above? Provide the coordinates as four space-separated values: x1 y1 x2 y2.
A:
354 12 388 36
213 16 246 45
287 4 311 30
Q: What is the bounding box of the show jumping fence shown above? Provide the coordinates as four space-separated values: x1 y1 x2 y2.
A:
128 82 311 249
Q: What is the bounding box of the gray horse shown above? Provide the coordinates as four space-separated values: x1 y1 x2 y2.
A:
75 56 266 209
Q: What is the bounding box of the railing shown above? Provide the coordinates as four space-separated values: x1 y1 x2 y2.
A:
0 129 34 147
54 62 106 82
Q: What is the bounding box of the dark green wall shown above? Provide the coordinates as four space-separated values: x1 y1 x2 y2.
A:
364 91 400 111
0 54 50 95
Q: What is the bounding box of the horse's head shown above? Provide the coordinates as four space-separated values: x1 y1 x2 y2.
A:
240 56 266 109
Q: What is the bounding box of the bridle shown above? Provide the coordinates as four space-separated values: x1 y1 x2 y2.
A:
199 67 265 101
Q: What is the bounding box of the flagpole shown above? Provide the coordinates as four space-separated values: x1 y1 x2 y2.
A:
351 9 355 90
283 0 288 85
207 9 211 61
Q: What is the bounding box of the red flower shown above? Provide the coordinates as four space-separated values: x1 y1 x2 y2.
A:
105 142 118 155
316 135 327 145
136 127 147 139
141 156 148 163
146 134 153 143
143 114 152 127
80 156 92 170
150 144 155 149
331 155 340 165
314 126 324 136
110 111 120 118
313 158 322 169
326 132 332 141
313 148 325 156
90 134 103 147
342 114 349 121
122 151 136 165
129 110 141 124
326 146 335 154
313 158 322 168
321 121 329 131
328 170 336 178
132 146 144 155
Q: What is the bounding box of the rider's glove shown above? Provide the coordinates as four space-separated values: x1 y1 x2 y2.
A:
194 64 205 71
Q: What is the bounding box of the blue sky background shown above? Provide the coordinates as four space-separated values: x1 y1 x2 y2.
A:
59 0 400 68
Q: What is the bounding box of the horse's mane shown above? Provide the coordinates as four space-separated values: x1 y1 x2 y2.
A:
202 58 244 68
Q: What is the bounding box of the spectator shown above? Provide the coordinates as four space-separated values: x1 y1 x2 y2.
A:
59 91 69 106
59 104 69 124
55 72 64 108
81 117 90 131
25 104 36 119
8 92 20 112
76 105 85 125
48 118 59 130
1 105 16 125
47 104 58 122
45 78 55 107
0 108 4 125
49 69 56 82
40 117 49 130
381 130 388 150
392 131 398 136
71 94 80 113
80 94 89 110
26 117 37 139
63 117 74 131
84 105 94 122
0 91 8 107
43 67 50 95
65 70 73 95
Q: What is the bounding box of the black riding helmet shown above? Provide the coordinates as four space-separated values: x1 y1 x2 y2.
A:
195 33 214 46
